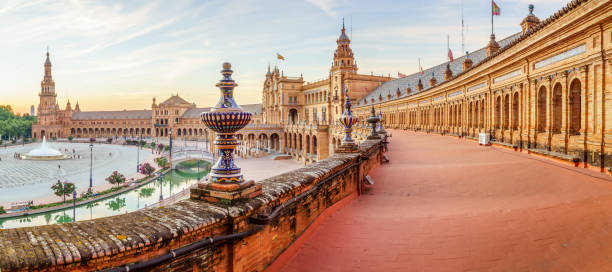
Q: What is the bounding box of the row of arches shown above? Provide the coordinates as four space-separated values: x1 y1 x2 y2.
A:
283 132 318 160
358 76 586 154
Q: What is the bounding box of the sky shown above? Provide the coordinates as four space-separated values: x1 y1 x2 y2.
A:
0 0 571 115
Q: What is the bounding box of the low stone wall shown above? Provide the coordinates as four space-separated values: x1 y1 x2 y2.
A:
0 139 383 272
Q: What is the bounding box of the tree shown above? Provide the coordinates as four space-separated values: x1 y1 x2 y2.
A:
106 171 126 187
0 206 6 214
51 180 76 203
139 162 155 176
155 157 169 168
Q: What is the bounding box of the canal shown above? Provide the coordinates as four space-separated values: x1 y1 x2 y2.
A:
0 160 210 229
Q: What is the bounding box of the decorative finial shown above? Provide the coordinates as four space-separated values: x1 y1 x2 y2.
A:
466 51 469 57
528 4 534 14
46 46 49 56
196 62 261 203
337 85 357 152
342 17 345 30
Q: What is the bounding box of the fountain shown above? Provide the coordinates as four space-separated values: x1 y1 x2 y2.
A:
21 136 68 160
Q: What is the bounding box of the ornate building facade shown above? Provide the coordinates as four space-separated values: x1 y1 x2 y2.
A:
260 23 394 162
348 0 612 169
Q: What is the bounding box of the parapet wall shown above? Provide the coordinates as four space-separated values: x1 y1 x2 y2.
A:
0 139 383 272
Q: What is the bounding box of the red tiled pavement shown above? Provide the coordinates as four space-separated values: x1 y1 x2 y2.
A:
277 130 612 272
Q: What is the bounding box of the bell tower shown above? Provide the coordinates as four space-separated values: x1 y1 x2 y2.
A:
332 20 357 74
38 49 58 125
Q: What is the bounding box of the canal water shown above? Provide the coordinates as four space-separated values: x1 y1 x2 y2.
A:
0 160 210 229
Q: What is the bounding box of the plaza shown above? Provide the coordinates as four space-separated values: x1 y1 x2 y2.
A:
278 130 612 271
0 140 154 205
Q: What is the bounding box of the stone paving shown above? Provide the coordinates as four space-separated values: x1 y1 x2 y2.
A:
279 130 612 272
0 142 153 205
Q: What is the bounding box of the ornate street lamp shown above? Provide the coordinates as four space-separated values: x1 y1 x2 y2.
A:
367 105 381 140
192 63 262 204
337 89 358 153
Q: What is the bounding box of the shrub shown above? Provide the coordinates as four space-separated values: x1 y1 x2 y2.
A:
0 206 6 214
32 137 36 142
106 171 126 187
155 157 169 168
52 137 57 141
140 140 146 147
68 135 74 142
164 146 170 151
139 162 155 176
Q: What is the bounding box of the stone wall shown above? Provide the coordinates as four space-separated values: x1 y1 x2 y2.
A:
0 139 383 272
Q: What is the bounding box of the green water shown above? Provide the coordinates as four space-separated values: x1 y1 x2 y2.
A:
0 160 210 229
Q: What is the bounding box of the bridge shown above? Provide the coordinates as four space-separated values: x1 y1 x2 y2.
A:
168 148 214 167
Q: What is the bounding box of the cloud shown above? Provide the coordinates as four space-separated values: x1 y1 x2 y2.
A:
305 0 347 17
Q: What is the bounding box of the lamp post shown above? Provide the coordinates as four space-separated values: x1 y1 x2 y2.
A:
158 172 164 201
89 142 93 192
72 190 77 222
137 134 141 172
197 160 201 181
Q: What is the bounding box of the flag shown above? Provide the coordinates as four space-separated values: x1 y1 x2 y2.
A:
398 72 406 78
447 48 454 62
277 53 285 60
492 1 500 16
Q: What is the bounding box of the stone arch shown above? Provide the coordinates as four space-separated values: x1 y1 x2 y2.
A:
569 78 582 134
551 83 563 134
495 96 501 129
512 92 519 130
503 94 510 129
537 86 547 132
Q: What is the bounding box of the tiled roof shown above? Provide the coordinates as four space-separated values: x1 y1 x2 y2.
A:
72 110 152 120
240 104 263 115
181 107 211 118
159 95 191 106
359 32 521 106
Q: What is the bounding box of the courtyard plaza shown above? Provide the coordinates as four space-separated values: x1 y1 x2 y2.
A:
278 130 612 272
0 139 156 206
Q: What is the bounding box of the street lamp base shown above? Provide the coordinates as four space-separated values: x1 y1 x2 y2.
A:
190 179 262 205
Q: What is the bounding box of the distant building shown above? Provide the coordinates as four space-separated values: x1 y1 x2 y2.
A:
31 50 262 146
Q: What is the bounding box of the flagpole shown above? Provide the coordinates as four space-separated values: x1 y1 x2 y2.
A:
491 1 494 36
447 35 449 62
